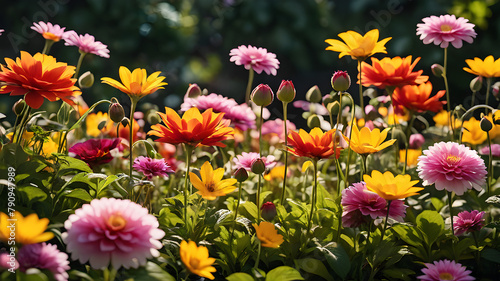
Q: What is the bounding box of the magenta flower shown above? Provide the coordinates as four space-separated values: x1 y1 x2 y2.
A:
261 119 297 141
181 93 256 131
0 251 18 270
417 259 475 281
62 197 165 269
409 133 425 149
31 21 67 42
417 141 487 195
341 182 407 228
233 152 276 172
416 14 476 48
133 156 174 180
18 243 70 281
229 45 280 75
480 144 500 157
69 138 121 168
64 31 110 58
453 210 485 236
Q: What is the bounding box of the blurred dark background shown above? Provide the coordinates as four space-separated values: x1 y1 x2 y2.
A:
1 0 499 124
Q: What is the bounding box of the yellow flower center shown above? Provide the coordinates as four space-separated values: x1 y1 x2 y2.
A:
446 155 461 164
107 214 127 231
440 24 453 32
438 272 454 280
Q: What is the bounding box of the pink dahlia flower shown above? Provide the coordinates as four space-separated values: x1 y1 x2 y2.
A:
18 243 70 281
233 152 276 172
133 156 174 180
341 182 407 228
69 138 121 168
261 119 297 141
417 141 487 195
479 144 500 157
229 45 280 75
31 21 67 42
453 210 485 236
417 259 475 281
416 14 476 48
62 198 165 269
64 31 110 58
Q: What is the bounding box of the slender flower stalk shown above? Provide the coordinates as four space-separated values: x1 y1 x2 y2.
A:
448 191 455 235
183 145 193 228
379 200 392 242
74 51 87 79
245 68 254 105
281 101 289 204
306 159 318 235
358 60 364 111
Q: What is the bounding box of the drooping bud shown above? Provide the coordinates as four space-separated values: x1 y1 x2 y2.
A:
261 202 277 221
409 133 425 149
186 83 202 98
108 102 125 123
307 114 321 128
251 84 274 107
306 85 322 103
431 64 444 77
78 71 95 88
276 80 295 104
251 158 266 174
331 71 351 92
12 99 26 116
480 116 493 132
470 76 483 92
146 111 161 125
121 117 130 128
234 167 249 182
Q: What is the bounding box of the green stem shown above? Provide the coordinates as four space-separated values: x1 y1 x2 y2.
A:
442 47 453 141
344 94 356 187
281 102 289 205
74 51 87 79
485 77 492 110
402 111 415 175
128 99 137 187
358 60 365 114
245 68 255 105
256 174 262 223
183 145 193 229
379 200 391 243
487 131 492 195
254 240 262 269
258 106 263 157
42 39 55 55
448 191 455 236
360 154 368 177
13 105 31 144
230 182 243 249
471 91 476 107
306 159 318 235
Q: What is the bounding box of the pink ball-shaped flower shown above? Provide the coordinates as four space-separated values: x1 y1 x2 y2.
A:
341 182 407 228
229 45 280 75
417 142 487 195
133 156 174 180
18 243 70 281
63 198 165 269
453 210 485 236
416 14 476 49
479 144 500 157
417 259 475 281
233 152 276 172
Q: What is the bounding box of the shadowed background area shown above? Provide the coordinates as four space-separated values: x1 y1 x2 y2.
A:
1 0 499 125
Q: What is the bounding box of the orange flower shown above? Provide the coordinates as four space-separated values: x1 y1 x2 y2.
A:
101 66 167 102
360 56 428 90
148 107 234 147
253 221 284 248
349 123 396 155
286 127 344 160
0 51 80 109
106 118 143 143
392 82 446 113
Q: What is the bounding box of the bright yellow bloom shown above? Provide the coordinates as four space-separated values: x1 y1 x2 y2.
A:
325 29 391 61
399 149 422 167
433 110 462 129
0 212 54 245
264 165 286 181
462 117 487 145
180 240 216 280
463 55 500 78
101 66 168 101
85 111 109 137
363 170 423 200
190 161 237 200
349 124 396 155
253 221 284 248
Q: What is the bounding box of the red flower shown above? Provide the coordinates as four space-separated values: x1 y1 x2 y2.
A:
69 138 121 168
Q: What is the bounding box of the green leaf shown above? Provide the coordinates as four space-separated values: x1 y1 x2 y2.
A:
294 258 335 281
67 99 111 131
265 266 304 281
55 155 93 174
57 102 75 126
226 272 255 281
239 201 258 221
482 248 500 263
391 224 423 248
16 269 49 281
64 188 93 202
124 262 176 281
430 197 445 212
381 268 415 281
18 185 48 203
0 143 29 169
159 207 184 227
318 242 350 279
96 174 120 197
416 210 445 247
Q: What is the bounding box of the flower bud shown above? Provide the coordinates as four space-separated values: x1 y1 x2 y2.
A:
327 101 340 116
323 93 334 108
470 76 483 92
251 84 274 107
306 85 322 103
409 133 425 149
492 82 500 99
276 80 295 104
261 202 277 221
431 64 444 77
186 83 202 98
108 102 125 123
307 114 321 128
234 167 249 182
78 71 94 88
331 71 351 92
121 117 130 128
480 117 493 132
251 158 266 174
12 99 26 116
146 111 161 125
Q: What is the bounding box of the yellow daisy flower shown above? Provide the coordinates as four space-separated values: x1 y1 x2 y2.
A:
349 123 396 155
0 212 54 245
190 161 237 200
325 29 391 61
463 55 500 78
180 240 216 280
363 170 423 200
